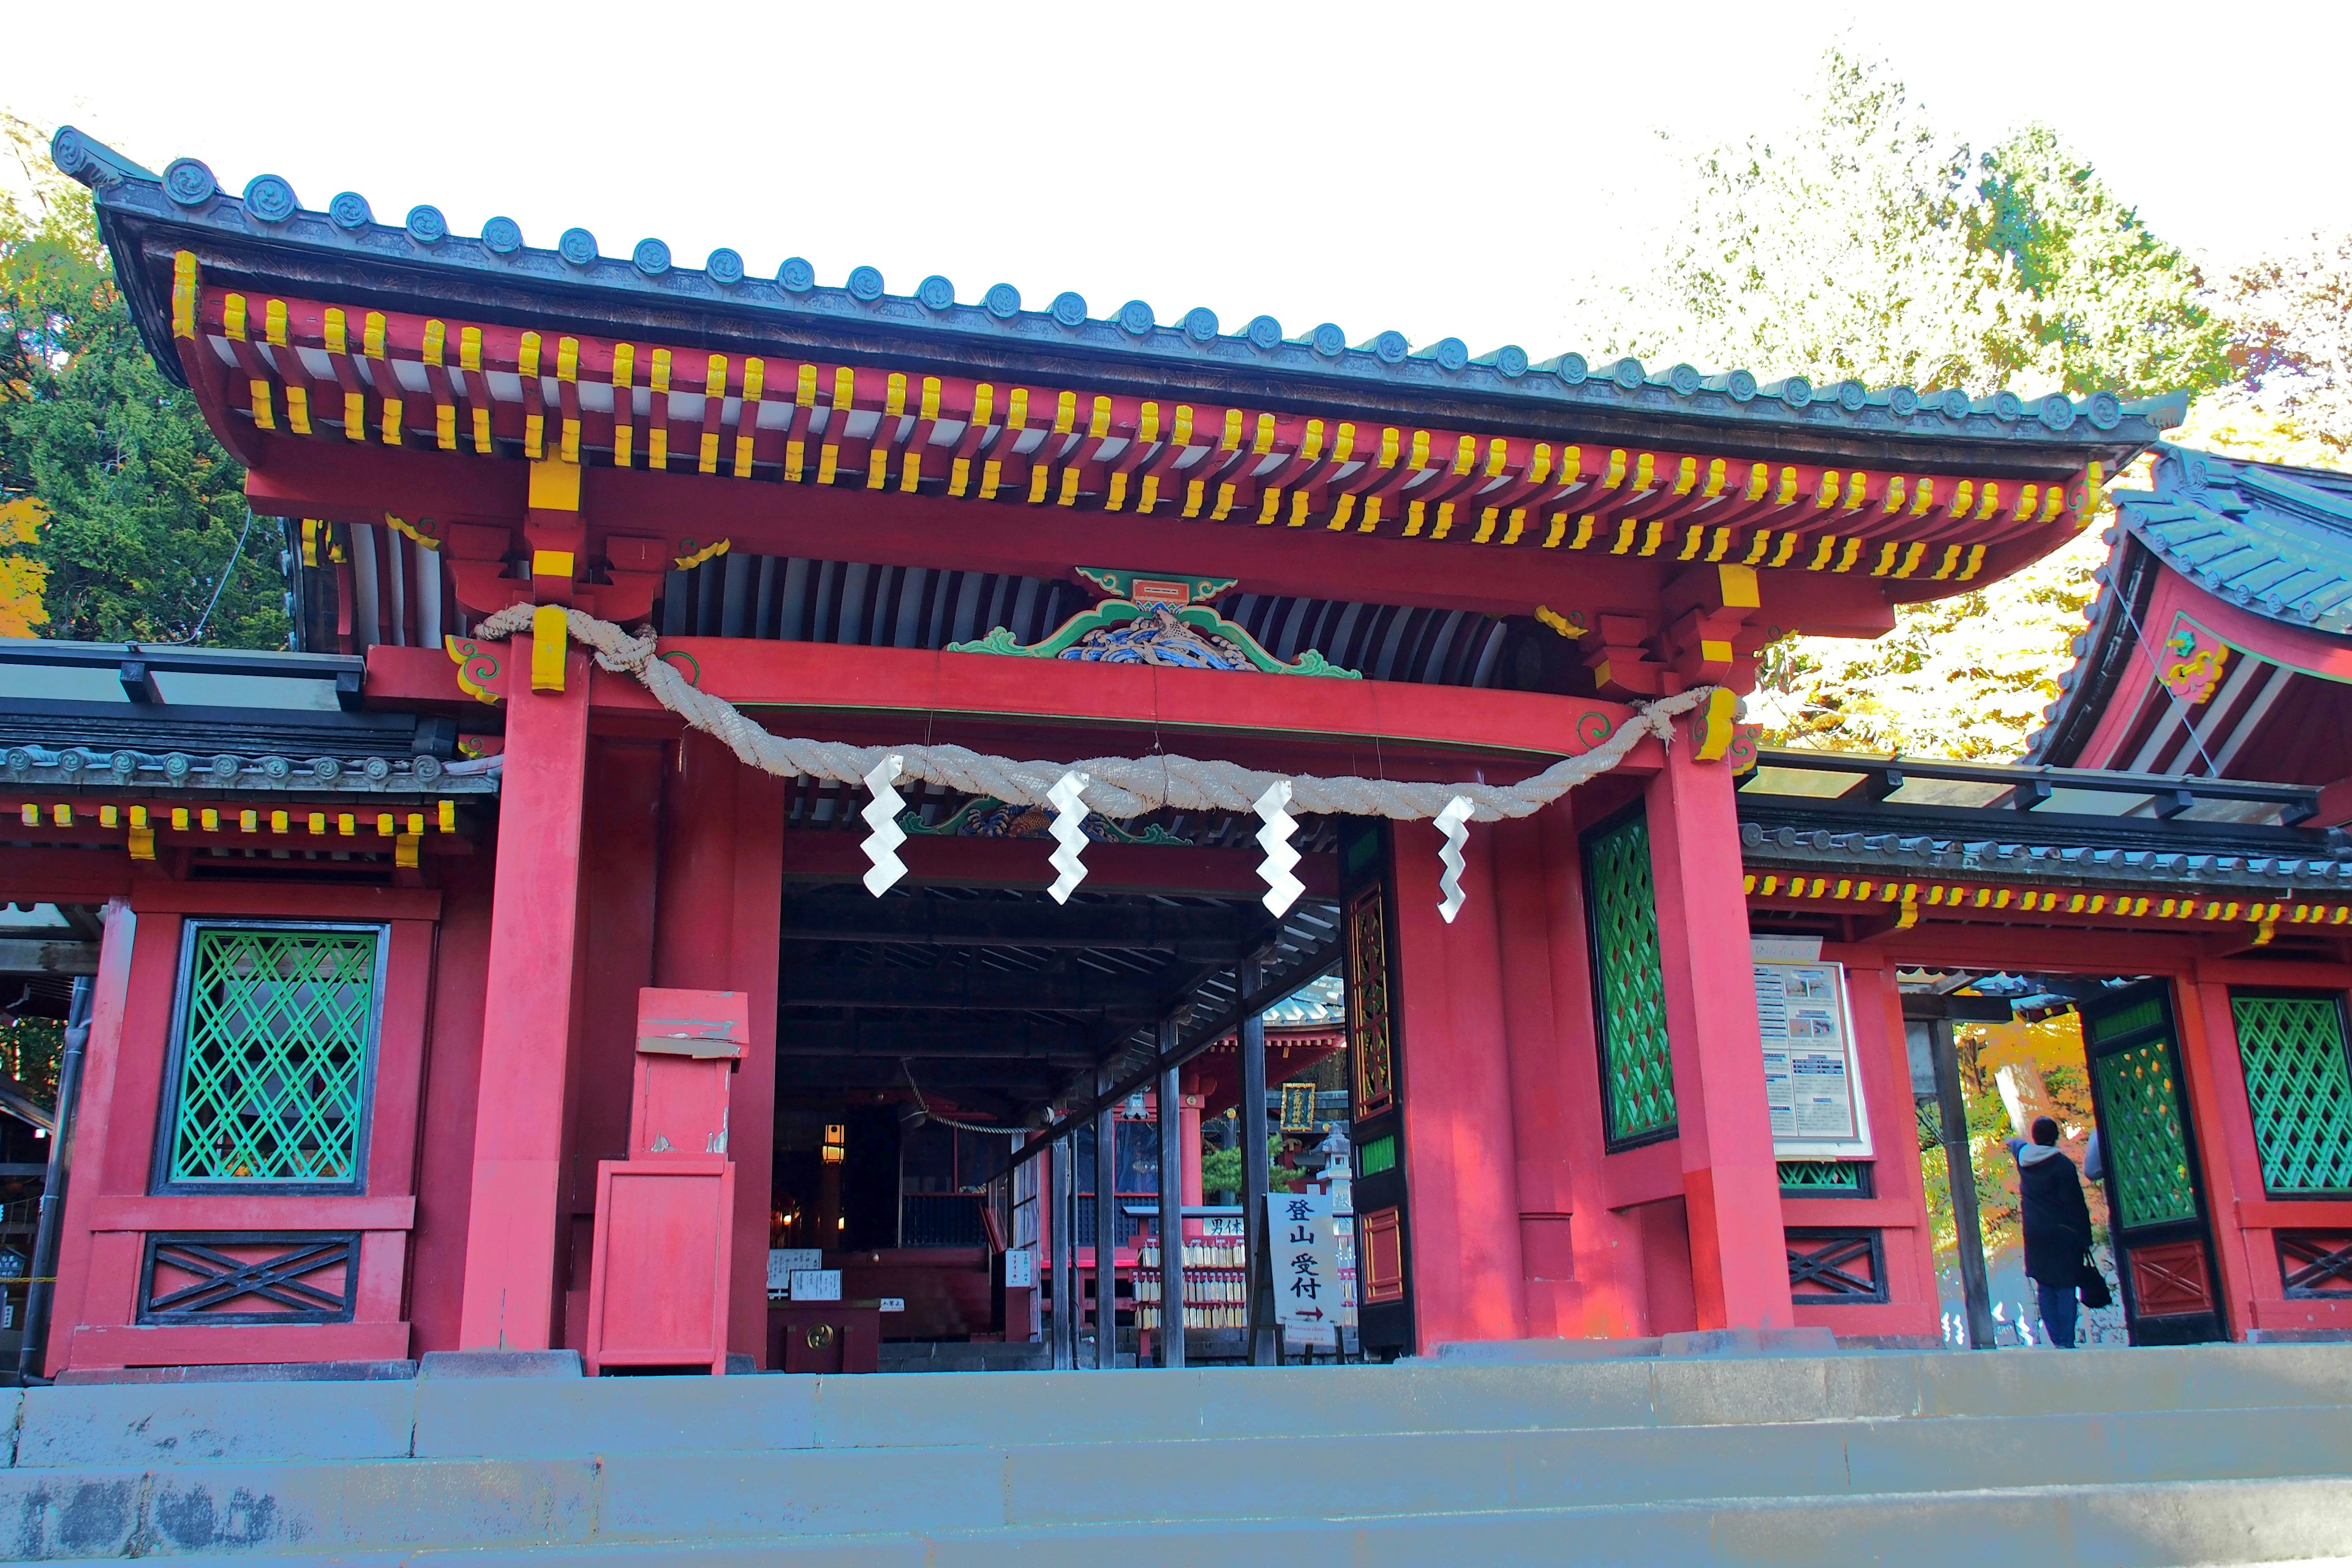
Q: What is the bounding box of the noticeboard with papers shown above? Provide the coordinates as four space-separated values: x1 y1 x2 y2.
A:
1752 955 1873 1159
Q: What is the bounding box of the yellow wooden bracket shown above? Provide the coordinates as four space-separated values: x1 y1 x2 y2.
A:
385 514 440 551
531 604 568 692
528 458 582 511
1691 688 1738 762
171 252 198 340
1534 605 1586 639
445 635 505 706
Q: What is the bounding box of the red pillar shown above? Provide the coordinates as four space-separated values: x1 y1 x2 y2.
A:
2179 968 2261 1337
456 635 592 1351
1491 815 1581 1336
405 851 495 1354
1644 742 1793 1330
560 741 665 1349
1178 1072 1204 1242
41 898 135 1373
1393 821 1528 1349
656 734 783 1364
1532 801 1649 1338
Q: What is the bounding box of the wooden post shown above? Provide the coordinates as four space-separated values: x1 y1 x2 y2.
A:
1051 1134 1076 1370
1644 739 1794 1331
1238 953 1275 1365
457 633 591 1352
1158 1040 1186 1369
1094 1076 1118 1369
1931 1018 1998 1348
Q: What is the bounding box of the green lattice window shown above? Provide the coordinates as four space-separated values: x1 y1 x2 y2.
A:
161 924 383 1189
2232 993 2352 1194
2094 1038 2198 1227
1586 809 1675 1145
2087 996 2165 1044
1779 1160 1867 1194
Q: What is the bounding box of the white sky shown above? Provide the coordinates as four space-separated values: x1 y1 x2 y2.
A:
16 1 2348 366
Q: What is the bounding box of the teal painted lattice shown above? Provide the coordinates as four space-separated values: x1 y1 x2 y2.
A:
167 927 379 1185
2088 996 2165 1044
2232 995 2352 1194
2095 1038 2198 1227
1588 811 1675 1142
1779 1160 1863 1192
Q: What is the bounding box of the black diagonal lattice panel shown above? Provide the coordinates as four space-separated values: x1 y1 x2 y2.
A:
137 1231 358 1325
1785 1227 1887 1304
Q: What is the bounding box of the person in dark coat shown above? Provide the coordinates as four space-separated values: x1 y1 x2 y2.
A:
2007 1115 2093 1349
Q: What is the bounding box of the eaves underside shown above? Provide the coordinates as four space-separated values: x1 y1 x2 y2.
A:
106 211 2158 481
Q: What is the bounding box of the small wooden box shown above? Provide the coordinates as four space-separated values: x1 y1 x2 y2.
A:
768 1300 881 1374
582 1159 734 1374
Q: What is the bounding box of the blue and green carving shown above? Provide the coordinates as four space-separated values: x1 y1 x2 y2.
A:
948 597 1359 677
166 927 379 1186
2232 994 2352 1194
1587 809 1676 1144
902 796 1189 845
1071 568 1237 605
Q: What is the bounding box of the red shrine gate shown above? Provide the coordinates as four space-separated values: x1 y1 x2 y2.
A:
1 130 2182 1373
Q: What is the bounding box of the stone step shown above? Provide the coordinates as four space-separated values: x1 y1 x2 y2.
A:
5 1401 2348 1558
20 1345 2350 1471
9 1347 2351 1562
21 1474 2352 1566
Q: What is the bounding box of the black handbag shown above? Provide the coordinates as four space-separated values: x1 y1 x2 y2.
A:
2078 1253 2113 1310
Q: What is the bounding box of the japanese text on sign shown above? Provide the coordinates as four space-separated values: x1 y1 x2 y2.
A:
1752 959 1872 1158
1265 1191 1344 1347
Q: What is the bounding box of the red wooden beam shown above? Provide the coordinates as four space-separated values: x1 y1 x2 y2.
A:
782 830 1338 899
368 639 1653 773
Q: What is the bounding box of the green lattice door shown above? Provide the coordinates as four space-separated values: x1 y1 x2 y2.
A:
2080 982 2226 1345
1583 805 1676 1148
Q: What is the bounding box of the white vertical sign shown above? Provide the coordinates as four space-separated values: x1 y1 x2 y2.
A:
1266 1191 1341 1347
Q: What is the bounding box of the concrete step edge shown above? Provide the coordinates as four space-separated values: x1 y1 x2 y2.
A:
18 1400 2352 1470
21 1472 2352 1566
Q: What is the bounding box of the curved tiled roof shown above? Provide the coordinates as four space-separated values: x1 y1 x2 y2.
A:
1740 818 2352 897
2117 446 2352 635
1264 974 1344 1027
2024 444 2352 763
52 127 2178 453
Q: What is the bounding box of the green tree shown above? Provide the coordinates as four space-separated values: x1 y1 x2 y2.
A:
1585 51 2233 760
2180 230 2352 464
1968 125 2229 399
1 112 283 648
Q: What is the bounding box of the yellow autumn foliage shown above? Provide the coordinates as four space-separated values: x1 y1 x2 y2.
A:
0 494 48 638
